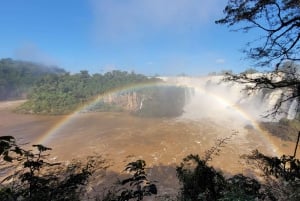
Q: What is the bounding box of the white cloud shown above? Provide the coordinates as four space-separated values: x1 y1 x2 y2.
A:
89 0 226 41
215 58 225 64
146 61 154 65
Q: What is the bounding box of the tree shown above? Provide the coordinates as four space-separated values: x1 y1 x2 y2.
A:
176 154 226 201
216 0 300 117
0 136 109 201
175 134 263 201
100 160 157 201
241 149 300 200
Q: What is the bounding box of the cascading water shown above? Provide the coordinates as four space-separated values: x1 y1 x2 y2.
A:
162 76 299 122
287 98 299 119
160 76 282 157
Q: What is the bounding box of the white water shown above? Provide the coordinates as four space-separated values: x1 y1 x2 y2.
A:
161 76 282 156
287 98 299 119
161 76 298 122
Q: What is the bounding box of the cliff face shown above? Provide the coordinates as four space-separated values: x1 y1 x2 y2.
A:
102 92 142 112
94 76 299 120
99 86 188 117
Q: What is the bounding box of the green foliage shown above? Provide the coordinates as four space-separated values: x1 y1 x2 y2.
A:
101 160 157 201
245 150 300 181
0 135 23 162
175 135 265 201
0 58 66 100
0 136 99 201
220 174 261 201
120 160 157 201
176 154 263 201
176 154 226 201
18 70 160 115
242 150 300 201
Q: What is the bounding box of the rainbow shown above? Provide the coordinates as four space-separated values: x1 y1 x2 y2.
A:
35 81 168 144
191 86 281 155
34 79 280 155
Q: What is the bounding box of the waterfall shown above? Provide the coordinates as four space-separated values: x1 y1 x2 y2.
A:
163 76 299 121
139 97 144 110
287 98 298 119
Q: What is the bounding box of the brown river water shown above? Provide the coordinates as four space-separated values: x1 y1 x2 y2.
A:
0 100 298 195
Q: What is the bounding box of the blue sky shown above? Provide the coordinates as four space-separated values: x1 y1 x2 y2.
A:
0 0 259 76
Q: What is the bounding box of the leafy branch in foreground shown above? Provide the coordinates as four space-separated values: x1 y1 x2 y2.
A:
242 149 300 201
0 136 23 163
223 62 300 118
216 0 300 67
176 154 226 201
217 0 300 118
0 136 106 201
176 133 263 201
100 160 157 201
243 150 300 181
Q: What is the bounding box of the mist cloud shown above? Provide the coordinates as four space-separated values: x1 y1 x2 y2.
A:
14 43 58 65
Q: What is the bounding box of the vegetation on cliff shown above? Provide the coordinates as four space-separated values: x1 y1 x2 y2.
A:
17 70 160 115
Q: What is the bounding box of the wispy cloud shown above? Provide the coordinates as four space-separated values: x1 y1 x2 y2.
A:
215 58 225 64
90 0 226 41
146 61 154 65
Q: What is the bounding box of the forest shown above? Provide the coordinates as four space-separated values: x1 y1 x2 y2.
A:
0 58 189 117
17 69 160 115
0 58 165 115
0 58 66 100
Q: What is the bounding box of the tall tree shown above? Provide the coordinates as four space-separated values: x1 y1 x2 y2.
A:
216 0 300 117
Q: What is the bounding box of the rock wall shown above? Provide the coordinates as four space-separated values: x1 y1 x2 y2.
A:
88 75 300 120
100 86 188 117
102 91 142 112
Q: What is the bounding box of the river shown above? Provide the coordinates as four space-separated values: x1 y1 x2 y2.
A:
0 100 298 195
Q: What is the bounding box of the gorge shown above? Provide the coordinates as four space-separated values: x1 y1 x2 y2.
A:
84 75 300 122
1 75 299 197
